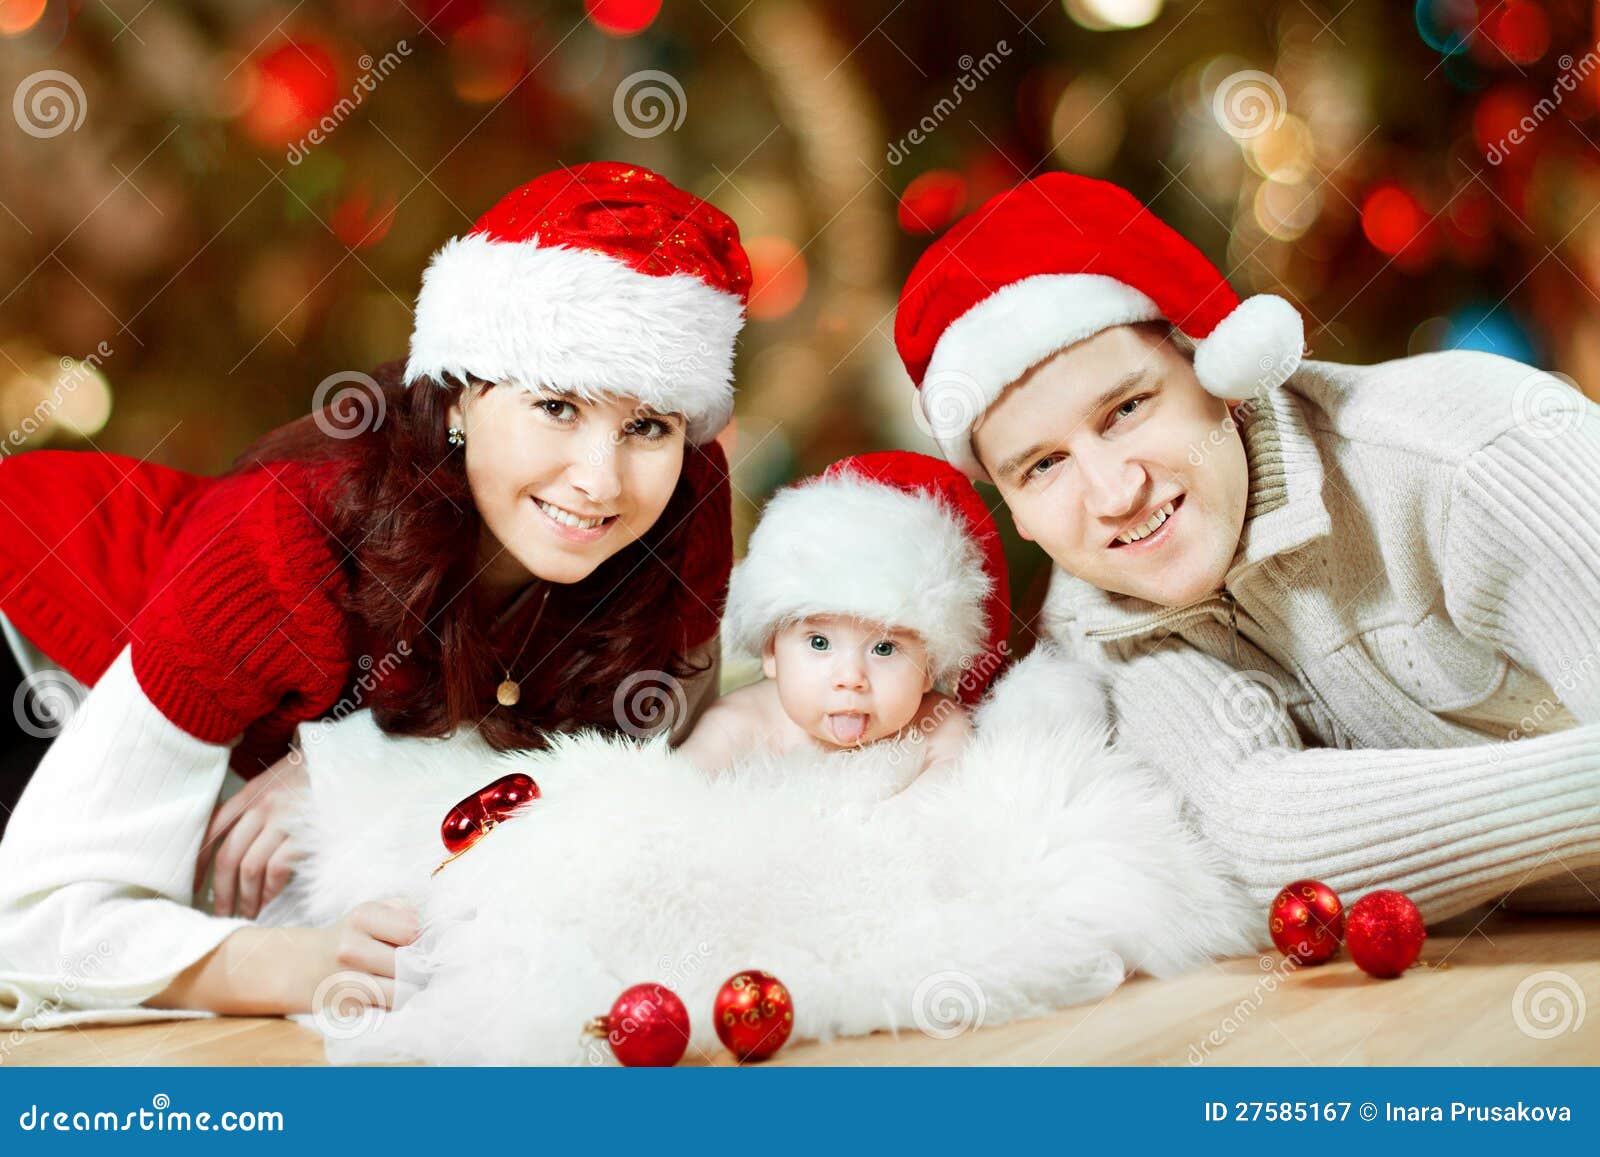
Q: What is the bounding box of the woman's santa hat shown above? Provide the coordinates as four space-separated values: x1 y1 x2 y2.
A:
724 451 1010 704
404 161 752 444
895 172 1305 479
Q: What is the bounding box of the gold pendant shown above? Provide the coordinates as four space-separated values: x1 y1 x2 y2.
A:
496 679 521 707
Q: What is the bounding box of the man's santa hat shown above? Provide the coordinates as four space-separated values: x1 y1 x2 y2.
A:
895 172 1305 479
724 450 1010 704
405 162 751 444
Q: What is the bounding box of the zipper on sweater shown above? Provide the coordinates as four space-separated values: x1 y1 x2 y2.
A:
1219 588 1241 666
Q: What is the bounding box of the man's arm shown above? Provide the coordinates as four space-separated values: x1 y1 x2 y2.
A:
1105 641 1600 928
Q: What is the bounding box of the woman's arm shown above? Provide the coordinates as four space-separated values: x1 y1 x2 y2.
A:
0 645 399 1027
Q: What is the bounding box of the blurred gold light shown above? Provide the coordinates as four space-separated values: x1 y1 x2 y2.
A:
1246 114 1315 183
39 356 113 439
1252 180 1321 241
1050 74 1125 175
1065 0 1164 30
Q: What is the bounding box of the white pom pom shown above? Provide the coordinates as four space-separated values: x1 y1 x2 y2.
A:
1192 294 1304 400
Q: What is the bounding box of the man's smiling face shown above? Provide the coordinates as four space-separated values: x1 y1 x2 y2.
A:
972 323 1250 608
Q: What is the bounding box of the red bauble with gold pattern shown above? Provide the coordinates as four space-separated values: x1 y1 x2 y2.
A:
1344 890 1426 978
584 983 691 1067
713 970 794 1061
1268 878 1345 965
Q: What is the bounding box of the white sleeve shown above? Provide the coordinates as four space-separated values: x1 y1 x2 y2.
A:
0 645 252 1029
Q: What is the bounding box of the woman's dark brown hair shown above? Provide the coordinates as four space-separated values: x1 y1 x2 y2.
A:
228 359 728 752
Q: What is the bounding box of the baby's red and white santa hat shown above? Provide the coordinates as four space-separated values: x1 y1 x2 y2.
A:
895 172 1305 479
724 450 1010 704
404 161 752 444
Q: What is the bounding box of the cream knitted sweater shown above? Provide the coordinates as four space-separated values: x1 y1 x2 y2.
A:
1041 350 1600 923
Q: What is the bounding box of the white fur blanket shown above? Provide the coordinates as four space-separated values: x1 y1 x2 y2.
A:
265 649 1258 1064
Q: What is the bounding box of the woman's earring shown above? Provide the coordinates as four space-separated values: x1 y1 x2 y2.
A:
447 425 466 447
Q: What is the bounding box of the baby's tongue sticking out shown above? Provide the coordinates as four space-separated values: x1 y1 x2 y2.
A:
826 712 869 745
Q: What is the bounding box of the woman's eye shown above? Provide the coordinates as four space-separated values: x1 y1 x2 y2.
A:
871 641 895 658
625 417 671 440
537 398 578 422
808 635 829 651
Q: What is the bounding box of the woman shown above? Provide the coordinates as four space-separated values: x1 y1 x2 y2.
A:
0 162 751 1024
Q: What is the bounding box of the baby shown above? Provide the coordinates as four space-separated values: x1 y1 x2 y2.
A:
680 450 1010 776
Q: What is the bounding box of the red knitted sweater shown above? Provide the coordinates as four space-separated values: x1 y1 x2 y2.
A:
0 446 731 777
0 451 354 776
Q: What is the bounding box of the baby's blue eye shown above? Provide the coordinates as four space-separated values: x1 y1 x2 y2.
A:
871 641 895 657
808 635 829 651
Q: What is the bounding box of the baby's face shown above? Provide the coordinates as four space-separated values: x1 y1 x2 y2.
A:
763 616 934 749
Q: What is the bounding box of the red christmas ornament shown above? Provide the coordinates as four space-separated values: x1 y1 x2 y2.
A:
1344 890 1426 978
1268 879 1345 965
435 772 540 873
713 970 794 1061
584 983 690 1067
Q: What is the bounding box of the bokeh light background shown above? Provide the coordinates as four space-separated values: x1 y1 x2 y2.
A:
3 0 1599 636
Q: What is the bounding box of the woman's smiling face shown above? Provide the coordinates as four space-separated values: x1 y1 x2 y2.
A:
972 324 1249 609
448 381 687 590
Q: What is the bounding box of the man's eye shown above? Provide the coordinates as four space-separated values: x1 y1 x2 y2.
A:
871 641 895 657
808 635 829 651
1028 454 1063 477
1113 394 1147 421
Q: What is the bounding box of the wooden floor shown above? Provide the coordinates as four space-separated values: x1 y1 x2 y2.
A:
7 908 1597 1066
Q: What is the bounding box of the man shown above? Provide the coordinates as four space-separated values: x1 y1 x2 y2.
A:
895 172 1600 924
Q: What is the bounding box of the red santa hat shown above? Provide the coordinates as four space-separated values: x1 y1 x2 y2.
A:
724 450 1010 704
895 172 1304 479
404 162 752 444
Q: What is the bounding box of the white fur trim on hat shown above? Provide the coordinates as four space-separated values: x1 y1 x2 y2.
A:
404 233 746 443
919 274 1304 480
1191 293 1304 404
724 474 992 690
919 274 1163 479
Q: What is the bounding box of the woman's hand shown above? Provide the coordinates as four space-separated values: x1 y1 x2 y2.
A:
194 748 309 919
291 899 423 1015
148 898 423 1017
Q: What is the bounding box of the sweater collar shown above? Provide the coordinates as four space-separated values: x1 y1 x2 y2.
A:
1041 373 1333 640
